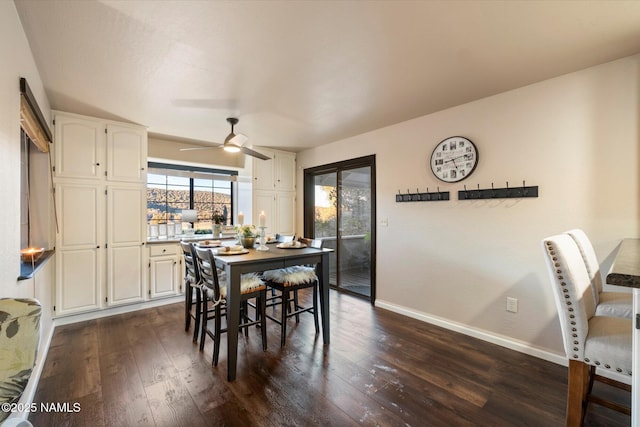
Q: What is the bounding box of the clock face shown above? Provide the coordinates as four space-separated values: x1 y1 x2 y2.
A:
430 136 478 183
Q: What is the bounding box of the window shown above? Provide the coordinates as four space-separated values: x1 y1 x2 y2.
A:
20 129 30 249
146 162 236 229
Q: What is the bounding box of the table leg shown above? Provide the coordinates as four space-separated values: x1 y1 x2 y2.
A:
319 252 330 344
226 264 241 381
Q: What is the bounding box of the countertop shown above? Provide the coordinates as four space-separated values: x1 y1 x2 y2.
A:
606 238 640 288
147 234 237 244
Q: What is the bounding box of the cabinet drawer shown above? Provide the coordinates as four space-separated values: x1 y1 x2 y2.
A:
149 244 177 257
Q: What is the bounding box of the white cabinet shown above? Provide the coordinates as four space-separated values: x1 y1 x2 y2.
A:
275 192 296 236
148 244 181 298
53 112 147 184
106 186 146 305
275 152 296 191
106 123 147 183
53 114 103 180
53 111 148 316
252 149 296 235
252 149 295 192
54 182 103 315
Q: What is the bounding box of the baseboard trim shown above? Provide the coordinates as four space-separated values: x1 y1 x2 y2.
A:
375 299 566 365
53 295 184 326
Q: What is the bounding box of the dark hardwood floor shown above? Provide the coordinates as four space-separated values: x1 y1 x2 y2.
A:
30 290 629 426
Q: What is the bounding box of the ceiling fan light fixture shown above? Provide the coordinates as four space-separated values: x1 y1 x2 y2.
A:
223 143 241 153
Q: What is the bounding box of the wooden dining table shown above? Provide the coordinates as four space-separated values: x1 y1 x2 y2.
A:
606 238 640 426
212 243 332 381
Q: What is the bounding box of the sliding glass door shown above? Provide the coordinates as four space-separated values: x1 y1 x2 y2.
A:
304 156 375 302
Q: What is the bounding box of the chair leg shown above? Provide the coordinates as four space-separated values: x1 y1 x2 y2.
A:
293 290 300 323
185 281 192 332
199 296 208 352
260 294 267 351
192 286 201 343
312 284 319 335
567 359 590 427
241 301 249 337
213 306 222 366
281 290 289 347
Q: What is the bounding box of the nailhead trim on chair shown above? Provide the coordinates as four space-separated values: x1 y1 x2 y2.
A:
545 239 632 375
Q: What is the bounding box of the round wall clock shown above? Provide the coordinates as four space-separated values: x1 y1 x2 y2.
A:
429 136 478 183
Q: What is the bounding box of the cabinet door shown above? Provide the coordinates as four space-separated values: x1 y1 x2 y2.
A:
54 114 104 180
56 248 101 315
56 183 103 249
275 191 296 236
275 152 296 191
107 245 145 305
252 149 275 190
253 190 276 232
107 186 145 245
106 124 147 183
150 256 179 298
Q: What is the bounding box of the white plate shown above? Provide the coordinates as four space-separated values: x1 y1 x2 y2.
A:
276 243 307 249
214 249 249 255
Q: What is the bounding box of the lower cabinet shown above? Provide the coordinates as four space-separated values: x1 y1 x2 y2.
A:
148 243 182 298
107 245 145 305
56 248 101 315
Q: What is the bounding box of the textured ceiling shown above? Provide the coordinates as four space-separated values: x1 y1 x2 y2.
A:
14 0 640 152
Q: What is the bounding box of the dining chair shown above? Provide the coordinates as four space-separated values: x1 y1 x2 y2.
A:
180 241 201 343
262 238 322 347
265 233 296 303
542 234 631 426
565 229 632 319
194 246 267 366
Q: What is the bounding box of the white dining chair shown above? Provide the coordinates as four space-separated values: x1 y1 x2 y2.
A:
565 229 632 319
542 234 631 426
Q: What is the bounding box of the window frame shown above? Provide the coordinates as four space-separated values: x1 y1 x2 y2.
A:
146 162 237 226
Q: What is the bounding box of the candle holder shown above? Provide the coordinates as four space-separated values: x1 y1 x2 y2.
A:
257 226 269 251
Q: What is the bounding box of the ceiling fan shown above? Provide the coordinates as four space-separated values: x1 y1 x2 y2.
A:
179 117 270 160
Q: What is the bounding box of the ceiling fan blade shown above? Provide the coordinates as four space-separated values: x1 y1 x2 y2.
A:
179 146 220 152
229 133 248 145
241 146 271 160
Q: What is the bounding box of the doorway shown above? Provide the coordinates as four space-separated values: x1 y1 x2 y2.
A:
304 155 376 302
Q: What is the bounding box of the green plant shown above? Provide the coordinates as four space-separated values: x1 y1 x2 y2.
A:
212 211 226 225
236 224 257 238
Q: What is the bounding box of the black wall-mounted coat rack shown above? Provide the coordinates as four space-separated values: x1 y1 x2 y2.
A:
458 181 538 200
396 188 450 203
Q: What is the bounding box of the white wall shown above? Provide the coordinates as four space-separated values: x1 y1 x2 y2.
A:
0 2 51 298
296 54 640 357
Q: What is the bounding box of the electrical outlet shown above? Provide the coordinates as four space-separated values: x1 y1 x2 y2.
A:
506 297 518 313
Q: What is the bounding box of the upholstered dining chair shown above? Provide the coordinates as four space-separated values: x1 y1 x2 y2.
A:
262 238 322 347
542 234 632 426
565 229 632 319
194 246 267 366
180 241 202 342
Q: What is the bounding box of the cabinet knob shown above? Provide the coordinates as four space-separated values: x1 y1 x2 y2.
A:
162 249 166 253
141 167 145 170
96 163 100 166
96 245 100 249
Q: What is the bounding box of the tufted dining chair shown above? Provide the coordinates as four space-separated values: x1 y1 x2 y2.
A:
542 234 632 426
262 238 322 347
565 229 632 319
194 246 267 366
180 241 201 342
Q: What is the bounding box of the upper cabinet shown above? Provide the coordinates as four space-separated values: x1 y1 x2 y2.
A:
53 114 104 180
53 112 147 183
106 123 147 182
252 149 296 192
